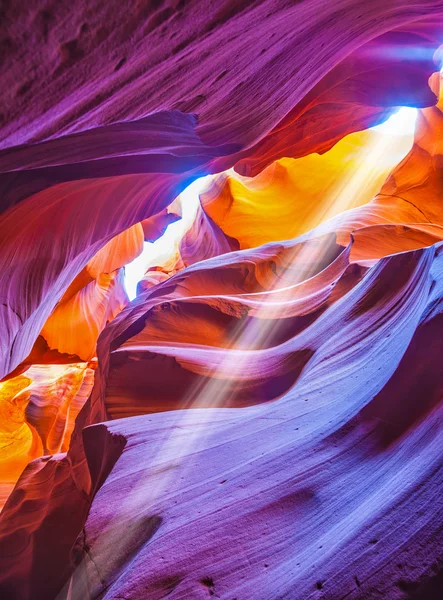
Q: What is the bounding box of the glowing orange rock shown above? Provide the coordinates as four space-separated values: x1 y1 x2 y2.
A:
325 97 443 260
140 208 181 242
0 363 94 511
0 375 42 509
86 223 144 279
202 95 443 268
23 363 96 455
202 126 415 249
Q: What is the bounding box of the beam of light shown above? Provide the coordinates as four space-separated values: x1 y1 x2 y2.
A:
371 106 417 136
67 107 420 596
123 176 212 300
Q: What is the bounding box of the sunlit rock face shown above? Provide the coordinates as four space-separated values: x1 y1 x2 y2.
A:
1 2 443 599
202 125 416 249
0 362 95 510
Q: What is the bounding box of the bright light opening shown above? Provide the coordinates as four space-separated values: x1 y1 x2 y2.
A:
371 106 418 136
124 176 211 300
124 109 418 300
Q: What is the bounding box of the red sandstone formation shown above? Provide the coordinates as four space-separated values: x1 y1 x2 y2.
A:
1 2 443 599
0 362 95 510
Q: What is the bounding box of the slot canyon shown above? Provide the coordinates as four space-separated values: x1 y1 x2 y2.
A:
1 1 443 598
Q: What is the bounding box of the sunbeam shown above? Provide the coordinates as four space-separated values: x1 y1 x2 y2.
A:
62 106 427 596
372 106 418 135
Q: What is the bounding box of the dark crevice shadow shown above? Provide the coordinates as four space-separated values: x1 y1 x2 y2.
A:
360 313 443 448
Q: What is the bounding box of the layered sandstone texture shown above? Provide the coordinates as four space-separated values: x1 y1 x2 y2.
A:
1 1 443 599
